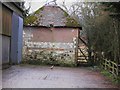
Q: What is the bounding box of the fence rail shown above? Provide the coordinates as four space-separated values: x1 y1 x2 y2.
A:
101 59 118 77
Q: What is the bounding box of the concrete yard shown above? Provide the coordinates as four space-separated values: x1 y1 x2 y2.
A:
2 65 118 88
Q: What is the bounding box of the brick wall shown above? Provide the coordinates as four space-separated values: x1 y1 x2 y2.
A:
23 27 78 43
23 26 79 66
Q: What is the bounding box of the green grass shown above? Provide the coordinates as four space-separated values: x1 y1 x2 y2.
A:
89 66 120 85
100 70 120 85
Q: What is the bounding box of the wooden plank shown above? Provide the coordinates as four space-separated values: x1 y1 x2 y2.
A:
2 5 12 36
75 37 78 63
102 59 118 77
79 37 88 46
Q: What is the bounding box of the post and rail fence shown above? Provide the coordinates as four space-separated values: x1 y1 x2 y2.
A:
100 59 119 78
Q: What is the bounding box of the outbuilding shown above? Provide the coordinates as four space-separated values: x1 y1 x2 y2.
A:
23 4 82 66
0 2 24 68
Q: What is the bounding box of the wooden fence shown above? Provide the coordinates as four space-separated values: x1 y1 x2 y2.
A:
101 59 118 77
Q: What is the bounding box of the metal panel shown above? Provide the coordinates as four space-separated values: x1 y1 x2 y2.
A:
2 35 10 64
11 12 23 64
11 12 19 64
1 5 11 65
17 16 23 63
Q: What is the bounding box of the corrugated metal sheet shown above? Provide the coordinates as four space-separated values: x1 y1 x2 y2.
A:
2 35 10 64
11 12 23 64
1 3 23 65
1 5 12 65
11 12 19 64
2 5 12 36
17 16 23 63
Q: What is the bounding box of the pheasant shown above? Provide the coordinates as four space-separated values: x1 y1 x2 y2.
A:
50 65 54 69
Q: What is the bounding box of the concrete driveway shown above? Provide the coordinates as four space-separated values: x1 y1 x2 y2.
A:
2 65 118 88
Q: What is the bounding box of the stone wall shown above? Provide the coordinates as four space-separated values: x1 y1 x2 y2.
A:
25 42 76 49
23 27 78 66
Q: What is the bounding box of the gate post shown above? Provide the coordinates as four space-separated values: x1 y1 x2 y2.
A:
75 37 78 66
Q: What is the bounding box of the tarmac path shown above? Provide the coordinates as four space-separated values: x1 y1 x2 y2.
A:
2 65 118 88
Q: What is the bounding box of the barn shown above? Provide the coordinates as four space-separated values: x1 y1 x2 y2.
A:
23 4 82 66
0 2 24 69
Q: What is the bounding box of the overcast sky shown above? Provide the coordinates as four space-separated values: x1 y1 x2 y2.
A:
24 0 120 13
24 0 78 13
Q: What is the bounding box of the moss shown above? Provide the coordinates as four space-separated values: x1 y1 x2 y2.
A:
24 6 44 25
64 11 69 17
63 10 80 27
24 6 80 27
65 16 80 27
24 15 37 25
34 6 44 14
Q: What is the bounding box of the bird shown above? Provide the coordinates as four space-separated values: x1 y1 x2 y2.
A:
50 65 54 69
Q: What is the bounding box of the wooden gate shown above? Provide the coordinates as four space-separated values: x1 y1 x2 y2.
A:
76 29 89 66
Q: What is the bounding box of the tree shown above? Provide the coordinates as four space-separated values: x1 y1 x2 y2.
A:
62 1 120 66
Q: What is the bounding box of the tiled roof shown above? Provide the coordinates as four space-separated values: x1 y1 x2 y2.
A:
24 5 81 27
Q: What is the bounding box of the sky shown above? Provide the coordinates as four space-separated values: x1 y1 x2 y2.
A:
24 0 120 14
24 0 78 14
